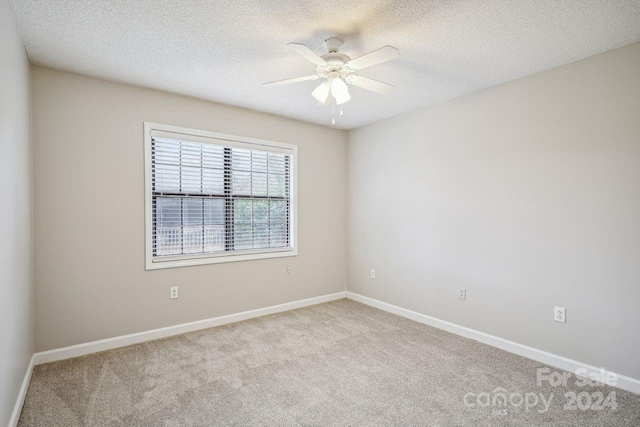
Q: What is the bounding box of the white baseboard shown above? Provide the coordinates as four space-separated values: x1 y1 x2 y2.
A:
346 292 640 395
26 290 640 398
34 291 347 365
9 354 35 427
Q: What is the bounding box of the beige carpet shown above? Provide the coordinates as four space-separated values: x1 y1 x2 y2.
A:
19 299 640 426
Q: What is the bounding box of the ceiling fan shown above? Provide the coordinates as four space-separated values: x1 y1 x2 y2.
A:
264 38 399 106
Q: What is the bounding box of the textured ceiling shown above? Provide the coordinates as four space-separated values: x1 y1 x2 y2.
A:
8 0 640 129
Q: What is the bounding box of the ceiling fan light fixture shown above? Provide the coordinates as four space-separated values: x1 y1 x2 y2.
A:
312 79 332 103
331 77 351 105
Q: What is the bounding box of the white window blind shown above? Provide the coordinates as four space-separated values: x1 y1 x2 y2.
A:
145 123 296 269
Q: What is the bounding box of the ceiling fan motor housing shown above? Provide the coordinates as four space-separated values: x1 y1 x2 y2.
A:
317 57 352 79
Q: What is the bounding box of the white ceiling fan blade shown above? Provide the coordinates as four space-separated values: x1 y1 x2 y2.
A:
345 46 399 71
311 80 332 103
263 75 319 87
345 75 395 95
288 43 328 66
331 78 351 105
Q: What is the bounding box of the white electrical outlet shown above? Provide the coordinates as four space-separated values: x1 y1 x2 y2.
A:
458 288 466 300
170 286 179 300
554 306 566 323
370 269 376 279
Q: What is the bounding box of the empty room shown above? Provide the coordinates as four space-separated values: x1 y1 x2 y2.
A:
2 0 640 425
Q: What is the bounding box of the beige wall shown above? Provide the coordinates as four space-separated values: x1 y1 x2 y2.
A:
347 42 640 379
32 67 347 351
0 0 33 424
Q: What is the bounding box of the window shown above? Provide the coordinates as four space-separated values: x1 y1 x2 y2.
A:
144 123 297 269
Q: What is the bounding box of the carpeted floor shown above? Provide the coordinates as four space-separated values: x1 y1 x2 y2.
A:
19 299 640 426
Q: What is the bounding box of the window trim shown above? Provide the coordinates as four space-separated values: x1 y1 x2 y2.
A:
144 122 298 270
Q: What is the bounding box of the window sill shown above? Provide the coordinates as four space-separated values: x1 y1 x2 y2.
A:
145 248 298 270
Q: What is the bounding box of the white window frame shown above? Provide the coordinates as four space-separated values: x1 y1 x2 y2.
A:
144 122 298 270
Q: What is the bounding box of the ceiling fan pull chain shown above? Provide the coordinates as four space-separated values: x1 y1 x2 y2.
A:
332 99 335 126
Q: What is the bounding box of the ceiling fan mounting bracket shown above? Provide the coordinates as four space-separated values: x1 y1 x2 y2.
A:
324 37 343 53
